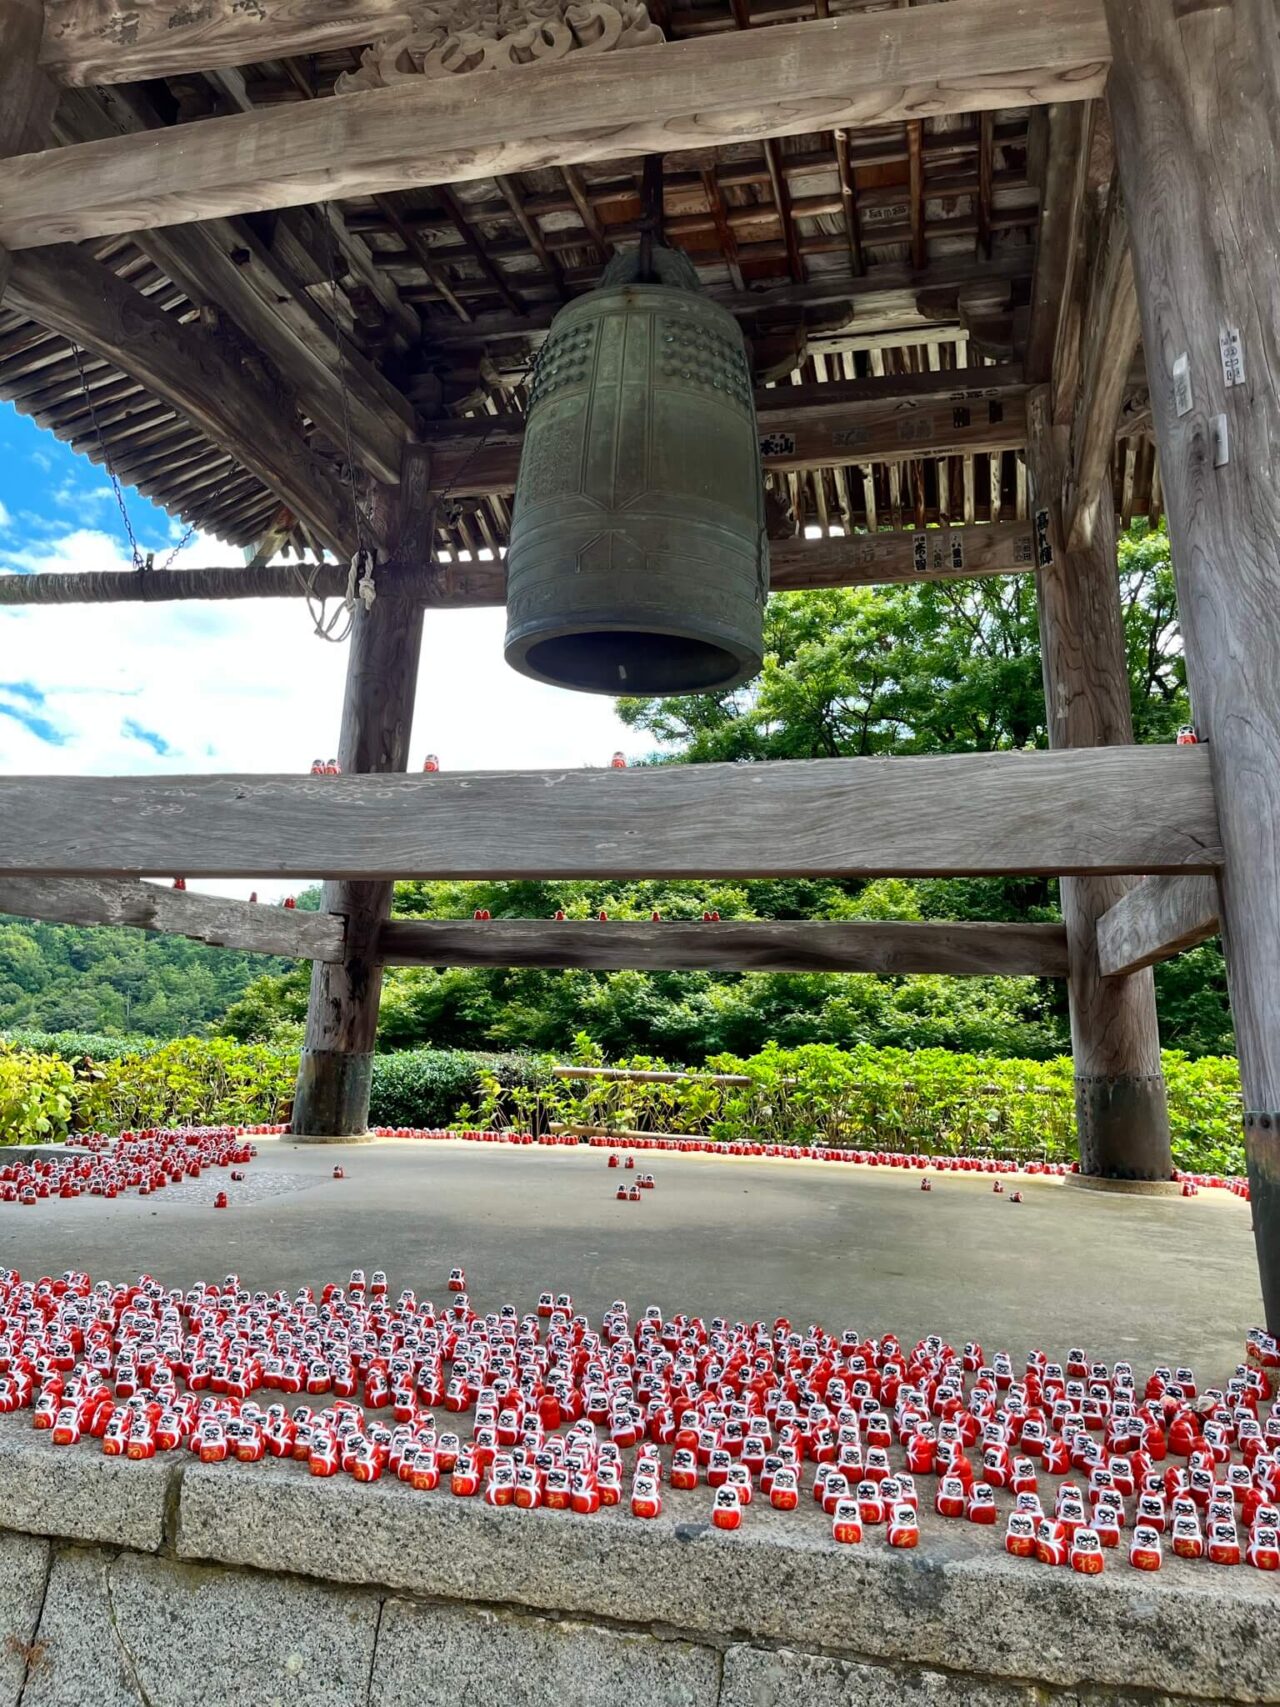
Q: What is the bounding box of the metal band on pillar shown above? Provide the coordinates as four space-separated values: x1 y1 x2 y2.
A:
1076 1074 1175 1181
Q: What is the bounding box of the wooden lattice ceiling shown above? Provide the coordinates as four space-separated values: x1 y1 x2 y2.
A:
0 0 1159 562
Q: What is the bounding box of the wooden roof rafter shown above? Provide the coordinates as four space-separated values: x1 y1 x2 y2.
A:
0 0 1167 568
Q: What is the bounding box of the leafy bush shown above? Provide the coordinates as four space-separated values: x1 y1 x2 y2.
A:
72 1038 296 1132
0 1044 75 1144
1164 1052 1244 1175
0 1032 1248 1176
471 1041 1244 1177
369 1050 555 1131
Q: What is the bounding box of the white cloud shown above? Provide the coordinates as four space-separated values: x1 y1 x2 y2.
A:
0 528 631 900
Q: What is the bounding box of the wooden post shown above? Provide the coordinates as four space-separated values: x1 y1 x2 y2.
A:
1105 0 1280 1322
291 448 429 1137
1027 387 1173 1180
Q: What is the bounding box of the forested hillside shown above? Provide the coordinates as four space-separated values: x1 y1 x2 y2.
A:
0 915 291 1037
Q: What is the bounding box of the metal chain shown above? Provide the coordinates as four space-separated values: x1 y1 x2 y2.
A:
71 342 199 572
71 343 144 570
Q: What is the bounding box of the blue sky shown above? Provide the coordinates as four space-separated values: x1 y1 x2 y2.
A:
0 401 629 895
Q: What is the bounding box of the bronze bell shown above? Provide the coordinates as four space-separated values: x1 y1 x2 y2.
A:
504 246 768 697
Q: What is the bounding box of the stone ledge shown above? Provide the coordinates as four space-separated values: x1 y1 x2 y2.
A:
175 1458 1280 1703
0 1421 1274 1705
0 1422 172 1554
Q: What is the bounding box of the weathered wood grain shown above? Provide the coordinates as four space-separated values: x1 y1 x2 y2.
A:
1065 172 1139 549
421 252 1038 353
0 559 500 607
1024 100 1090 388
377 918 1070 976
293 450 428 1138
52 86 415 488
0 876 344 960
0 0 50 302
0 747 1220 881
422 373 1029 495
1028 385 1171 1180
1105 0 1280 1316
0 523 1037 607
554 1066 750 1085
10 0 1110 246
1096 875 1220 981
2 244 356 556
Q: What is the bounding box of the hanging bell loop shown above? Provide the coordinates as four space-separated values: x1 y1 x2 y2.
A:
504 242 768 698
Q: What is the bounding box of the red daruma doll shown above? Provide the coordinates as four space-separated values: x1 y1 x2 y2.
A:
1005 1511 1037 1558
712 1485 743 1531
631 1474 662 1519
831 1498 863 1545
769 1466 799 1512
1069 1526 1105 1575
1129 1523 1163 1572
887 1501 919 1549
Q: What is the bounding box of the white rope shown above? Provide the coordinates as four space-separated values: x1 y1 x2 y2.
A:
291 550 377 644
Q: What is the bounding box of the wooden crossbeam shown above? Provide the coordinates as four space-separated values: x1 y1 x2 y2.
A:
1095 874 1220 980
10 0 1111 248
2 244 357 556
425 371 1029 496
420 252 1038 352
0 523 1038 608
0 748 1219 881
0 876 344 960
377 918 1070 976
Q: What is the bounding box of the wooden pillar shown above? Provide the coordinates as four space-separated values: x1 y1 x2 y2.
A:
0 0 53 302
1027 388 1173 1180
1105 0 1280 1322
291 449 429 1137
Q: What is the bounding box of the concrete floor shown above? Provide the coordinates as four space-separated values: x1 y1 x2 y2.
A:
0 1139 1260 1384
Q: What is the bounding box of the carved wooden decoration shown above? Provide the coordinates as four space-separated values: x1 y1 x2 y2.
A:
335 0 663 90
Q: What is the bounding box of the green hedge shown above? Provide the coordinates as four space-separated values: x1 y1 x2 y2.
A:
0 1034 1249 1176
1 1029 164 1062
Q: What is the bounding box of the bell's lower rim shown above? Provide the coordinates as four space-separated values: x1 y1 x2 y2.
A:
505 623 761 699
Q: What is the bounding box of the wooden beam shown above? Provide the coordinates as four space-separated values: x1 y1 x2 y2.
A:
0 876 344 960
0 0 51 301
768 521 1035 590
0 558 498 607
556 1067 751 1085
52 86 416 487
2 245 357 556
420 252 1038 352
377 917 1070 976
423 372 1029 496
14 1 1110 246
1024 101 1091 386
0 523 1036 607
0 747 1219 882
1096 875 1220 981
1065 172 1140 549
